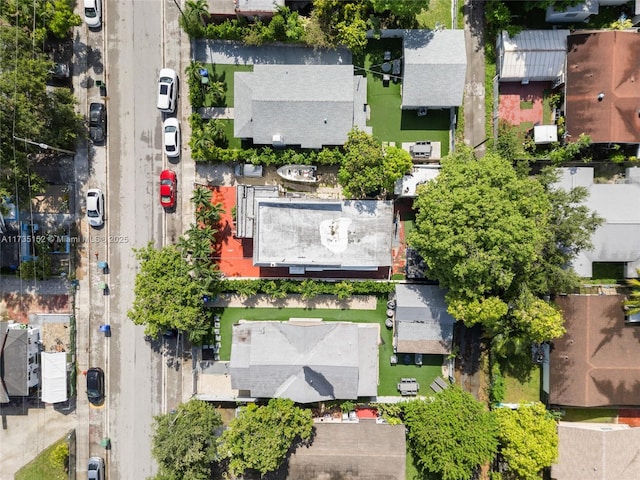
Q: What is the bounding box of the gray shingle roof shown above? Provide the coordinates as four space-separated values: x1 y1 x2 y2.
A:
230 321 379 403
402 30 467 109
394 284 455 354
552 422 640 480
253 199 393 270
554 167 640 278
0 322 29 400
234 65 370 148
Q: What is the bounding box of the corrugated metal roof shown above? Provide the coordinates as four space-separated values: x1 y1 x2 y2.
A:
499 30 569 81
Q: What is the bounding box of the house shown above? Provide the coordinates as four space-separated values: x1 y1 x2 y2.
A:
234 64 371 149
497 29 570 84
236 195 393 274
551 422 640 479
286 422 406 480
548 295 640 407
0 322 41 403
565 30 640 145
229 321 379 403
553 167 640 278
401 29 467 110
394 284 456 355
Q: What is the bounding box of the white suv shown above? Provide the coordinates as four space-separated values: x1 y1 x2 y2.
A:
157 68 178 113
83 0 102 29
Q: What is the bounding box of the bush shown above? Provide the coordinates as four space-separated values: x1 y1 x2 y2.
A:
219 278 395 297
489 374 506 405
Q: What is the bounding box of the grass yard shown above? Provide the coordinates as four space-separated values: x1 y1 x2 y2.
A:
358 39 451 154
210 298 443 397
542 89 554 124
416 0 452 29
519 100 533 110
503 365 541 403
219 119 241 149
561 408 618 423
15 437 68 480
202 63 253 108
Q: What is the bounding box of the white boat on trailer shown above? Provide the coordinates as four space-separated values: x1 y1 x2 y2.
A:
276 164 318 183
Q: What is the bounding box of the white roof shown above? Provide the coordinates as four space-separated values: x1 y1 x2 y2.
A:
499 30 569 82
41 352 68 404
534 125 558 144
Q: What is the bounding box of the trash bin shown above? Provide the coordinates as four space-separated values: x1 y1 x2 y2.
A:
97 261 108 273
100 437 111 449
99 324 111 337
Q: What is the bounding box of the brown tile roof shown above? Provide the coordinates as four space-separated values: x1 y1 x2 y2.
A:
565 30 640 144
550 295 640 407
552 422 640 480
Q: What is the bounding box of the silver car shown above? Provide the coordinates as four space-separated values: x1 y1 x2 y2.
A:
87 456 104 480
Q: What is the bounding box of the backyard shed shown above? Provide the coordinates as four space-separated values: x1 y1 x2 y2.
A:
497 29 570 83
394 284 456 355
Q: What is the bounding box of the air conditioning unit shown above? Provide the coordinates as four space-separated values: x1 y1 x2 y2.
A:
272 134 284 146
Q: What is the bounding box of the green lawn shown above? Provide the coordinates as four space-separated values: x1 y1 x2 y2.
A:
219 119 241 149
503 365 541 403
210 298 443 397
542 90 553 124
561 408 618 423
203 63 253 108
416 0 453 29
357 40 451 154
15 437 68 480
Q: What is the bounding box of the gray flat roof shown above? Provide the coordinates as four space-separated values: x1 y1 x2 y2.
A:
554 167 640 277
235 65 370 148
402 30 467 108
394 284 456 354
254 199 393 269
230 321 379 403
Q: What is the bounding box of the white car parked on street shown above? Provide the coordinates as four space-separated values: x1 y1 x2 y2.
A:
157 68 178 113
86 188 104 228
83 0 102 29
163 118 181 158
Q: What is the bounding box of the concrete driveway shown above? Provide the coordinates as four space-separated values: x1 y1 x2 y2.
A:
193 40 352 66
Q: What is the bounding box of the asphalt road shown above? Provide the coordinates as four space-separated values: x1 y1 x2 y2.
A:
81 1 186 478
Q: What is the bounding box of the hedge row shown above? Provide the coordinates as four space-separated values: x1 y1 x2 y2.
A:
220 278 395 299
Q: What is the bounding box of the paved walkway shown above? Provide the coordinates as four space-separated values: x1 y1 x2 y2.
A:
211 293 378 310
0 277 71 295
199 107 234 119
463 0 487 156
192 39 352 66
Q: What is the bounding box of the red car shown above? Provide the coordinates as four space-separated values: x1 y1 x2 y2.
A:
160 169 177 209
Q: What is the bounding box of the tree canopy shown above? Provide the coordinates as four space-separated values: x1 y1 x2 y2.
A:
403 386 498 480
409 148 599 352
338 128 413 198
151 399 223 480
128 243 217 343
495 402 559 480
218 398 313 476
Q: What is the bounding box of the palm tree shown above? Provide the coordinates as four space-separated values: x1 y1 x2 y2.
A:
190 187 212 210
180 0 208 34
623 277 640 316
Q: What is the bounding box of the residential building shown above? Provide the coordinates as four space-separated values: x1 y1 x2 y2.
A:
393 284 456 355
0 322 41 403
230 320 379 403
553 167 640 278
286 422 406 480
234 64 370 149
551 422 640 479
548 295 640 407
497 29 570 84
401 29 467 110
235 194 393 275
565 30 640 145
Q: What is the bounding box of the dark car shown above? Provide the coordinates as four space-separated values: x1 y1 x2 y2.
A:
86 367 104 406
89 102 106 144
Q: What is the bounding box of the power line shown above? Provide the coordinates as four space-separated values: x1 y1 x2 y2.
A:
12 136 76 155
